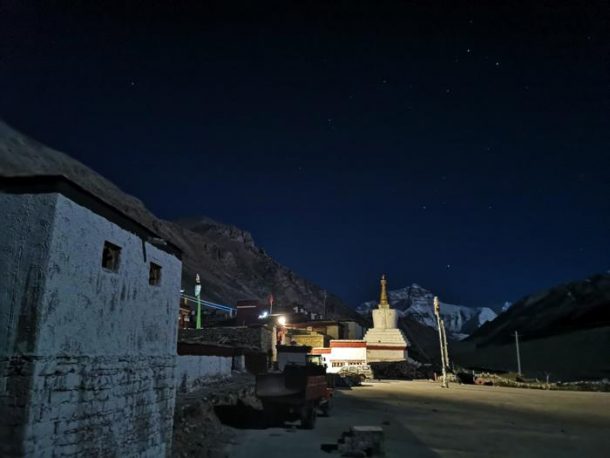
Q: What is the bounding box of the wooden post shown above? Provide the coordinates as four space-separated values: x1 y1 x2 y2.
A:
434 297 448 388
514 331 522 376
440 319 450 370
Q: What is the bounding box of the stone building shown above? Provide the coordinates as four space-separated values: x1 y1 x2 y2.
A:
287 319 366 341
363 275 409 362
288 320 341 339
311 340 368 373
0 175 182 457
178 296 192 329
288 329 328 348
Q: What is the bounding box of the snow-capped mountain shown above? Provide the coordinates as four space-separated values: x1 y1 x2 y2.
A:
357 284 497 340
501 301 513 312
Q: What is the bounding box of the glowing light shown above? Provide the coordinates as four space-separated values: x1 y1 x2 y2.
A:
277 316 287 326
258 311 269 319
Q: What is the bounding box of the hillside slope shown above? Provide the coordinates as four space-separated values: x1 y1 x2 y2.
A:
454 273 610 380
467 273 610 346
0 120 355 318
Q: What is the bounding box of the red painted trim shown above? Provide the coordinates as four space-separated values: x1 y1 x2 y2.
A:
330 340 367 348
310 348 331 354
366 345 407 350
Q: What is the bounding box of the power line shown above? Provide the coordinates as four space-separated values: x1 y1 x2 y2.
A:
180 293 234 314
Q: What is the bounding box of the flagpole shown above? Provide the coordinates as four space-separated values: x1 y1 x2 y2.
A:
195 273 202 329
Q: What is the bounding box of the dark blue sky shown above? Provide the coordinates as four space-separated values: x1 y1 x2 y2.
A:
2 1 609 307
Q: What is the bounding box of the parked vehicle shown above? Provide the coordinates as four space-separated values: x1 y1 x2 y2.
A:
256 364 332 429
338 364 374 382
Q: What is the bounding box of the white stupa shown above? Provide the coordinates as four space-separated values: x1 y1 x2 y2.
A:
364 275 409 362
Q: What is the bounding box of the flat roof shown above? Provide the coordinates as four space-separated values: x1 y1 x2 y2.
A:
0 175 182 258
0 121 182 258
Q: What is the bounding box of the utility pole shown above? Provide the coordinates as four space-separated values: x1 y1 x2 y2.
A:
440 318 450 370
323 290 327 318
195 273 202 329
513 331 522 376
434 297 448 388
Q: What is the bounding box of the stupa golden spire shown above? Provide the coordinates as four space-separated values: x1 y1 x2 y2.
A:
379 274 390 309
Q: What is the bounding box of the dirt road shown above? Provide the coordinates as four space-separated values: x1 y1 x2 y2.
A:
224 380 610 458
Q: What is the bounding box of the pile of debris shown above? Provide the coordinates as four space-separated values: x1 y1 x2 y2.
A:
369 361 432 380
465 372 610 392
322 426 385 457
172 373 258 458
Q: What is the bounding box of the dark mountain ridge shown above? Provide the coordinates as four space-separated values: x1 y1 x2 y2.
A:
454 273 610 380
467 273 610 346
0 120 356 319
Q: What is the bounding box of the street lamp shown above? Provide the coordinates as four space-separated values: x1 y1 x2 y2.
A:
277 315 287 326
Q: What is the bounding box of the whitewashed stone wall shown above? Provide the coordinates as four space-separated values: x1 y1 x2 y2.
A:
0 192 182 457
366 347 408 362
175 356 232 393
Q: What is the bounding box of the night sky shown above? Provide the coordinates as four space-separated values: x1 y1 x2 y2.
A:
2 1 609 308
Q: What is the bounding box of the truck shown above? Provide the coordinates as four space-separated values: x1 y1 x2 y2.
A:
255 364 332 429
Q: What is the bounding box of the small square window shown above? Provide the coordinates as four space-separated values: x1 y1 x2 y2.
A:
102 241 121 272
149 262 162 286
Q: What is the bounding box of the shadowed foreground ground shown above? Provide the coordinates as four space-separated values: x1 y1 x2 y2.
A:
225 380 610 458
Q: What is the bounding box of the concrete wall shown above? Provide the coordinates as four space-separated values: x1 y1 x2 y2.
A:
366 348 408 362
329 346 367 362
175 355 232 393
0 192 182 457
372 308 399 329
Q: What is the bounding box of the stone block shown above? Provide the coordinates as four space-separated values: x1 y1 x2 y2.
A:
338 426 385 457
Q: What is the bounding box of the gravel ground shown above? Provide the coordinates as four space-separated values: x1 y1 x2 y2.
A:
224 379 610 458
